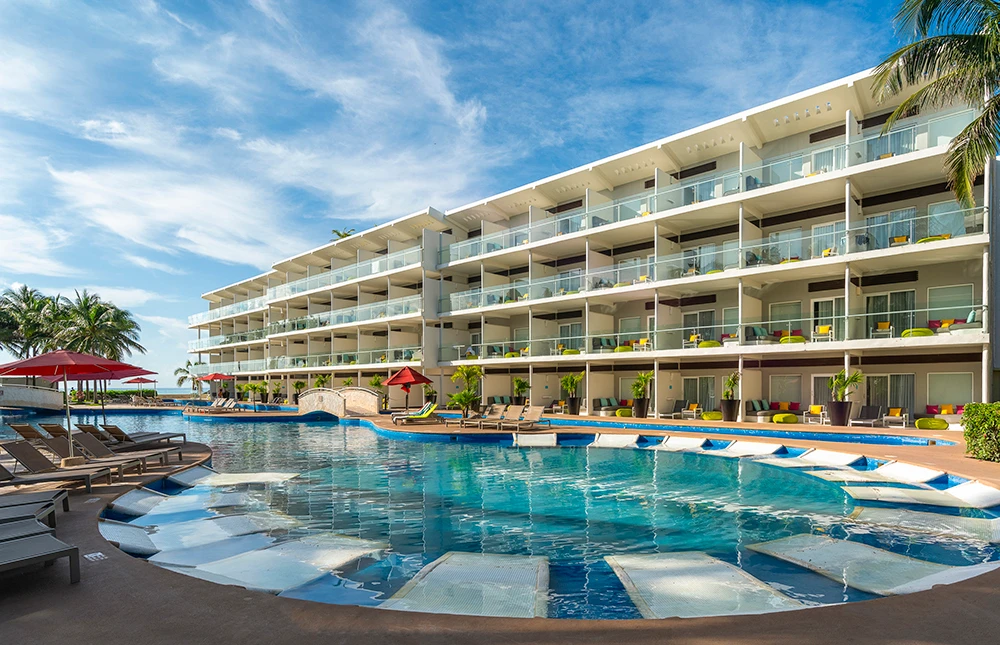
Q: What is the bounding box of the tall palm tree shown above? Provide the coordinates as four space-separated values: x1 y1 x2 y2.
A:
175 360 206 398
873 0 999 207
56 290 146 360
331 228 355 239
0 285 58 358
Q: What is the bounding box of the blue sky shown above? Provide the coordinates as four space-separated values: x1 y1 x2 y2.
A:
0 0 900 382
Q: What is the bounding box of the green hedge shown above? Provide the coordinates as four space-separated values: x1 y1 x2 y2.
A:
963 402 1000 462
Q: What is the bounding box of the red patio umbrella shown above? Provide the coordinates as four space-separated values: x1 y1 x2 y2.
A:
123 376 157 396
0 350 144 457
199 373 235 398
384 366 432 411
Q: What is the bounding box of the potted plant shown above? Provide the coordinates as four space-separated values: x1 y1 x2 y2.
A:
721 371 741 422
512 377 529 405
259 380 269 404
560 372 584 415
447 388 480 419
239 382 257 412
369 375 387 410
827 368 863 426
631 371 654 418
271 382 282 405
423 383 437 404
292 380 306 404
314 374 331 389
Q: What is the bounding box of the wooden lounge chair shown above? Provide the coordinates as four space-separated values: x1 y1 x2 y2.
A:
0 489 69 513
393 403 441 425
0 534 80 584
0 456 111 493
481 405 523 430
502 406 551 431
74 431 181 465
38 437 144 478
101 424 186 445
1 441 120 483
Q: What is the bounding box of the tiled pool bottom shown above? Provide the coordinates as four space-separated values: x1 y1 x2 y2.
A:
78 416 1000 620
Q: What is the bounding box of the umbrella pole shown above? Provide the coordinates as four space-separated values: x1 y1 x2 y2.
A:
63 369 74 458
100 379 107 426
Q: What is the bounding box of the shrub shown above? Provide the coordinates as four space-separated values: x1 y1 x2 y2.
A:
963 402 1000 462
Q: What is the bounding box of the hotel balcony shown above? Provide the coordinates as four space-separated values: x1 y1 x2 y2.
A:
267 246 423 303
188 294 269 327
267 294 422 337
188 327 270 352
266 346 423 372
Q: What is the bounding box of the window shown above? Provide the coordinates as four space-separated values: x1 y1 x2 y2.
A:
559 323 583 350
927 284 975 322
927 200 966 239
767 228 803 263
514 327 529 345
470 332 481 349
556 269 582 294
810 221 846 257
865 290 915 337
682 244 717 274
770 375 802 404
928 372 974 406
812 297 845 340
682 310 716 341
683 376 715 411
722 307 739 337
619 317 642 342
722 240 740 270
616 258 643 283
866 374 915 412
769 301 802 335
866 207 916 249
812 375 833 404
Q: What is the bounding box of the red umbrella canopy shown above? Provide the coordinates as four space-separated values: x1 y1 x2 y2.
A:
199 373 235 381
384 366 432 386
123 377 157 384
0 350 138 378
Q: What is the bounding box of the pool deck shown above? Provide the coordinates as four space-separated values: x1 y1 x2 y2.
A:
5 417 1000 643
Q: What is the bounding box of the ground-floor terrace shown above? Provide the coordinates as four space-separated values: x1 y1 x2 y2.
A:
5 413 1000 645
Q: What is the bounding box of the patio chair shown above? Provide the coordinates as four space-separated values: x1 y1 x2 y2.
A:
660 400 688 419
101 424 186 445
882 407 909 428
75 424 115 443
682 334 702 349
481 405 524 430
74 431 182 467
1 442 116 486
0 503 57 529
0 534 80 584
37 437 143 479
392 402 432 422
871 321 894 338
849 406 885 427
0 462 110 493
0 518 55 543
812 325 833 342
446 404 504 429
6 423 48 443
802 404 827 425
501 406 552 431
0 489 69 513
680 403 703 420
392 403 440 425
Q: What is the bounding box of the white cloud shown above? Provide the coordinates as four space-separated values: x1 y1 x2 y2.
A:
213 127 242 141
123 253 185 275
38 285 166 308
78 114 195 164
0 214 77 277
249 0 291 30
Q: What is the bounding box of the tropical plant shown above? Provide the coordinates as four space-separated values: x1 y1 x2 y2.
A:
512 377 529 398
0 285 59 358
293 380 306 393
828 369 864 402
447 388 481 419
331 228 356 239
342 377 353 387
54 289 145 361
368 374 383 390
872 0 998 207
423 383 436 396
239 382 259 412
631 371 654 400
963 402 1000 461
451 365 484 392
722 371 741 400
175 360 206 398
314 374 331 389
560 372 584 398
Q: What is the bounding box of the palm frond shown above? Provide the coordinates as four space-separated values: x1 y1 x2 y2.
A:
896 0 1000 37
945 92 1000 205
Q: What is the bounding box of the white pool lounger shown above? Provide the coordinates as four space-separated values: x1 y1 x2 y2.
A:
755 449 865 469
380 552 549 618
652 436 711 452
748 534 1000 595
512 433 558 448
851 507 1000 543
100 513 299 556
589 433 640 449
809 461 945 485
604 552 804 618
166 465 300 488
843 481 1000 509
709 441 785 458
167 465 217 487
191 533 387 594
110 488 250 518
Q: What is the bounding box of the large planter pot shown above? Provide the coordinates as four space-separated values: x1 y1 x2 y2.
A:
632 398 649 418
293 393 300 404
828 400 853 427
513 396 526 405
260 393 269 404
566 397 581 415
720 399 740 422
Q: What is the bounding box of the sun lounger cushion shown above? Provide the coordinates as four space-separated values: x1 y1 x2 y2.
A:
773 413 797 424
701 411 723 421
915 417 949 430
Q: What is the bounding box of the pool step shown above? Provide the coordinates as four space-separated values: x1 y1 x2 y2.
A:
851 507 1000 543
755 449 865 469
748 533 1000 595
650 436 711 452
512 433 557 447
380 552 549 618
808 462 945 485
589 434 640 448
709 441 785 458
604 552 805 618
181 533 387 594
166 465 299 488
110 487 250 518
843 480 1000 509
100 513 299 556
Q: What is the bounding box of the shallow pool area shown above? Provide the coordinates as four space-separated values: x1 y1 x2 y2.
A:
3 411 996 620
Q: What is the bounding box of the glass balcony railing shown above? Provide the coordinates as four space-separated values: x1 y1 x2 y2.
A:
439 340 528 362
190 359 267 375
269 295 422 335
655 171 741 210
847 207 985 252
738 315 846 346
188 295 269 326
847 109 974 165
268 346 423 370
439 225 530 265
742 227 848 266
188 328 270 351
267 247 422 301
848 303 983 339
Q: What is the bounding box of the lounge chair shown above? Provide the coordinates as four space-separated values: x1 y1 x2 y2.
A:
75 424 115 443
38 436 144 478
660 400 688 419
445 404 503 429
0 502 57 529
881 407 909 428
74 430 182 464
0 518 55 543
393 402 432 422
481 405 523 430
6 423 48 443
502 406 551 431
0 489 69 513
393 403 440 425
680 403 703 420
0 453 112 493
803 405 827 425
0 534 80 584
101 424 186 445
849 406 884 427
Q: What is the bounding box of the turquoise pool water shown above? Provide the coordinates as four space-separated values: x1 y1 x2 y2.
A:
2 411 996 619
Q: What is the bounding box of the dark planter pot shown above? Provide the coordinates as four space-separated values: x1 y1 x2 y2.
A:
828 400 852 426
513 396 526 405
721 399 740 422
293 393 300 404
566 397 581 415
260 393 269 404
426 394 437 404
632 398 649 418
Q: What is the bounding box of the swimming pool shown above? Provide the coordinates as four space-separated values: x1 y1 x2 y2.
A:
3 412 996 620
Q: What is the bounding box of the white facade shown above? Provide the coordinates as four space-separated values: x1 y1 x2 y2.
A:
189 68 991 420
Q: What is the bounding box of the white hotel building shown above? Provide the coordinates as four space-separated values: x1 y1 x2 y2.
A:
188 69 995 420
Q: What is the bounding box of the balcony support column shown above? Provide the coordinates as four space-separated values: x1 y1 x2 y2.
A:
844 263 852 341
984 346 991 403
585 361 592 417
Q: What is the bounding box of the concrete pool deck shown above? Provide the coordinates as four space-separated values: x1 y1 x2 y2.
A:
4 417 1000 644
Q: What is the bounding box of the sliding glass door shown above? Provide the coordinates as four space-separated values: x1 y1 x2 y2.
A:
812 297 845 340
865 290 915 337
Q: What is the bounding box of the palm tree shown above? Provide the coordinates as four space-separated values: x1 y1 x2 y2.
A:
0 285 58 358
313 373 331 389
56 290 146 361
873 0 998 207
331 228 355 239
175 360 206 398
451 365 484 392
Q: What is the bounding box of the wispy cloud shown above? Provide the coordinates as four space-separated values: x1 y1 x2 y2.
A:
0 214 77 277
38 285 167 308
123 253 186 275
